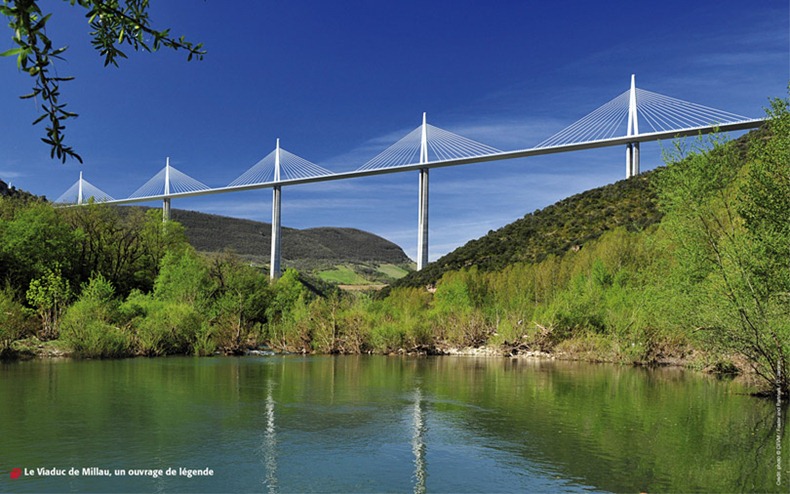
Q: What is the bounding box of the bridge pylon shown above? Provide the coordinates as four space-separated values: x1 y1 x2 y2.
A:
163 157 172 221
626 74 640 178
77 171 84 205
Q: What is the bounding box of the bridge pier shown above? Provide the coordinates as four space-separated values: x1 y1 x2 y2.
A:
270 185 282 279
270 139 283 280
416 113 429 271
625 142 640 178
417 168 429 270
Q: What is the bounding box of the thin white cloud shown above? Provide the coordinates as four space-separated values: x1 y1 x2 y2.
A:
0 171 25 181
697 51 786 69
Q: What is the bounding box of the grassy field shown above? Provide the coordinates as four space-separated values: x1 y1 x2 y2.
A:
316 263 412 285
376 263 411 279
317 265 370 284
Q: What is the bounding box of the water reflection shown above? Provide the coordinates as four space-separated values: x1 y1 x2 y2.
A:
262 379 278 494
0 356 786 493
411 385 427 494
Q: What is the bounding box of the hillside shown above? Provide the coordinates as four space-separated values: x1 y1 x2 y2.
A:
0 180 42 202
395 171 662 288
170 209 413 278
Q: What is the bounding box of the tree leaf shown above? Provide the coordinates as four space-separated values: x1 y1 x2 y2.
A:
0 47 25 57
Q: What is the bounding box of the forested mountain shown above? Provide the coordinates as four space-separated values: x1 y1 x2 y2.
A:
170 209 412 270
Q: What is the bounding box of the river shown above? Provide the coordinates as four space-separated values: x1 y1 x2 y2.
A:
0 355 785 493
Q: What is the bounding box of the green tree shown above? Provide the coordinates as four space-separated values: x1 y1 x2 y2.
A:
205 253 271 353
267 269 309 323
61 204 187 295
153 247 210 305
138 209 188 283
734 96 790 393
1 0 204 162
26 267 71 340
266 269 312 352
656 99 790 394
0 201 78 289
433 273 473 315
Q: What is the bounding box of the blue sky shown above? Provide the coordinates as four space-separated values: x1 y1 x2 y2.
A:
1 1 787 261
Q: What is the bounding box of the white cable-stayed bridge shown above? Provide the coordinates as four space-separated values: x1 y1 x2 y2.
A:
55 76 766 279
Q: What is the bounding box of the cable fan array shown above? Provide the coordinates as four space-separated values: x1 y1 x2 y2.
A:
229 147 332 187
53 79 761 205
635 89 752 134
357 124 501 171
54 176 114 204
128 165 210 199
536 88 754 148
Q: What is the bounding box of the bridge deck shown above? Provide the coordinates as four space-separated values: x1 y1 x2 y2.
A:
101 118 764 206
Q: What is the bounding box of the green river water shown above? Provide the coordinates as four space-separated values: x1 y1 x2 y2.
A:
0 355 786 493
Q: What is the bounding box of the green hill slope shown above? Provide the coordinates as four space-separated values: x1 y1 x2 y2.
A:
0 180 42 202
395 171 663 288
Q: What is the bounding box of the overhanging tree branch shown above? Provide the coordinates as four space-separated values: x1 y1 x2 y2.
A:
1 0 205 163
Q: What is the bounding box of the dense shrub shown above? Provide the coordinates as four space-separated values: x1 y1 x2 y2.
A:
0 287 34 357
120 292 200 356
61 275 132 358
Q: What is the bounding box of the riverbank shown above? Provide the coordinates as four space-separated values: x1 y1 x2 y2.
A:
9 333 749 382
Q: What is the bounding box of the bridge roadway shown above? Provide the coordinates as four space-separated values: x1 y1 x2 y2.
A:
103 119 764 205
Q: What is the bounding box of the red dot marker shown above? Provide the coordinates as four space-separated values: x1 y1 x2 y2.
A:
10 468 22 480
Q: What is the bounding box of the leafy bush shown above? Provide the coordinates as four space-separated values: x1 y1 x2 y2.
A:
62 319 131 359
61 274 132 358
0 287 34 357
120 291 200 356
367 322 405 354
